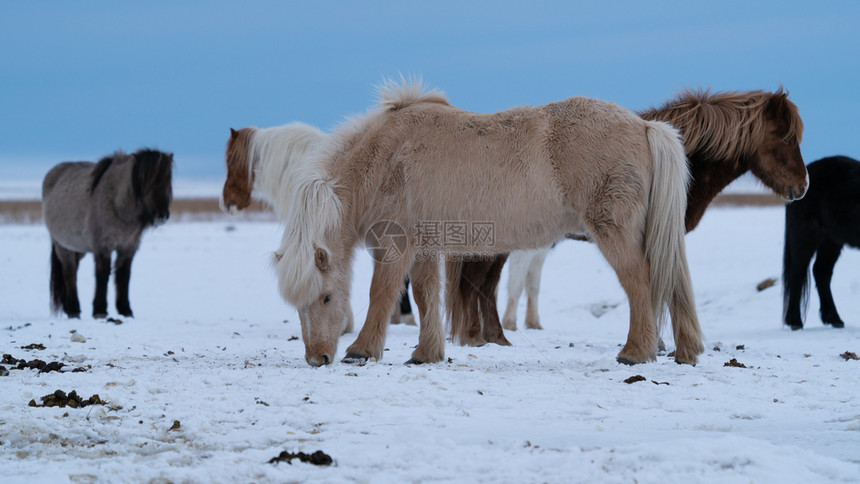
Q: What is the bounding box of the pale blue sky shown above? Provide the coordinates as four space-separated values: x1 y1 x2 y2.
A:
2 1 858 180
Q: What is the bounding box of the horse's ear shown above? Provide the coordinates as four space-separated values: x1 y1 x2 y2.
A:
230 128 238 138
314 246 330 272
764 93 787 121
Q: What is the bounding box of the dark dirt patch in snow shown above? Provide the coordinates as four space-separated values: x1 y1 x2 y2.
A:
724 358 747 368
1 353 88 374
268 450 333 466
28 390 105 408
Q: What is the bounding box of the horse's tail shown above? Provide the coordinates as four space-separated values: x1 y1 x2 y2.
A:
644 121 701 350
782 207 810 325
49 244 65 315
444 258 469 343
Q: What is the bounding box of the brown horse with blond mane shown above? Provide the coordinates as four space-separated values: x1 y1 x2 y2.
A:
447 88 808 350
273 78 703 367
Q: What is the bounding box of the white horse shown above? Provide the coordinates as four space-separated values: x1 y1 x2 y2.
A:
220 123 356 333
501 248 552 331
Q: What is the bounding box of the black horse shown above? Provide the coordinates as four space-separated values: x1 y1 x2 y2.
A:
783 156 860 330
42 149 173 318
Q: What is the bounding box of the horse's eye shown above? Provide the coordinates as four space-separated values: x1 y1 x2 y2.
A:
323 295 331 304
782 138 792 146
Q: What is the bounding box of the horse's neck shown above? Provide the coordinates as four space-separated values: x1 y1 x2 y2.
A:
95 160 139 224
252 130 324 218
685 152 750 231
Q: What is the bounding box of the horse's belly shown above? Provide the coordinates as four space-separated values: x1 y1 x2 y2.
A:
43 200 92 253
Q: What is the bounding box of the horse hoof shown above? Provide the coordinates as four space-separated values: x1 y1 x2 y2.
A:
824 321 845 328
616 357 639 366
342 353 369 365
67 313 81 319
93 313 107 319
405 358 425 365
787 324 803 331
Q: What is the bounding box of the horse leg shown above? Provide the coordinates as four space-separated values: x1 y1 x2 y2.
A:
456 258 492 347
783 223 818 330
407 257 446 364
590 230 656 365
92 251 112 318
341 305 354 334
502 251 528 331
51 242 82 318
524 249 549 330
115 248 136 317
344 252 414 363
812 238 845 328
399 278 416 325
479 254 511 346
389 278 416 326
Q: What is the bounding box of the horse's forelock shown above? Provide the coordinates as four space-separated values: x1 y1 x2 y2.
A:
275 168 344 308
131 149 173 222
273 237 325 308
224 127 255 197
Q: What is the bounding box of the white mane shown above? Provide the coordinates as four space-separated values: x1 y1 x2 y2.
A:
248 122 326 218
374 74 448 110
273 76 447 308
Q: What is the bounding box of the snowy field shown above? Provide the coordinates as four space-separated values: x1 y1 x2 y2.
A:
1 206 859 483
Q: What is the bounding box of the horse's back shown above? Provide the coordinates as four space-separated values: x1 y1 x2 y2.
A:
42 161 95 252
790 156 860 245
357 97 652 250
42 162 94 196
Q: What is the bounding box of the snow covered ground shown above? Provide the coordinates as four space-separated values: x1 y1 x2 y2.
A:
1 206 858 483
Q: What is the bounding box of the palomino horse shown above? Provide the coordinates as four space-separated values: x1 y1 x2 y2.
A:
42 149 173 318
273 79 702 367
448 88 808 349
783 156 859 330
219 123 415 332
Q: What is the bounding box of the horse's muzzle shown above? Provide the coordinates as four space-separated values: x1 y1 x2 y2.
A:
306 353 332 367
786 182 808 201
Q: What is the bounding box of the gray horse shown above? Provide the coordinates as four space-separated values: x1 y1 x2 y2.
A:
42 149 173 318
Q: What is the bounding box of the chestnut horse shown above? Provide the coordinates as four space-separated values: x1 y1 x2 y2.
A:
273 78 702 367
448 88 808 349
783 156 859 330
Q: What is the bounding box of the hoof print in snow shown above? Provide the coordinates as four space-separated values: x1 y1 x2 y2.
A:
268 450 333 466
724 358 747 368
623 375 646 384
